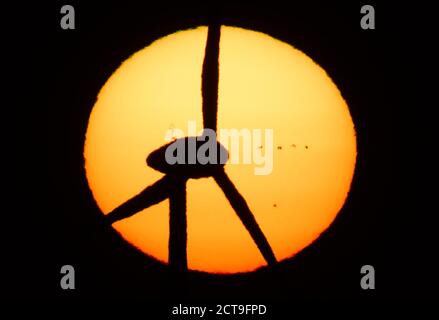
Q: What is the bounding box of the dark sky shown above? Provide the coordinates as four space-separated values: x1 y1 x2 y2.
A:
4 0 435 306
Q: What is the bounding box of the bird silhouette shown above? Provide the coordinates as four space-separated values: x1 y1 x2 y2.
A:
105 22 277 271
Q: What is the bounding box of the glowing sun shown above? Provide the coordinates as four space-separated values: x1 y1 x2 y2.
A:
84 26 357 273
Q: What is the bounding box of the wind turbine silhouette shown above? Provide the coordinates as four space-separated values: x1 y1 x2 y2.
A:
105 23 277 271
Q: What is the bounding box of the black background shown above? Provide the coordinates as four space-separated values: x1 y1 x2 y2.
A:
4 0 435 308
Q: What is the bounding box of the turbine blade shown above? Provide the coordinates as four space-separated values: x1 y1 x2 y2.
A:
213 170 277 266
168 178 188 271
201 23 220 133
105 175 172 224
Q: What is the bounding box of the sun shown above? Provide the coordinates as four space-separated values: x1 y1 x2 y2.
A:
84 26 357 273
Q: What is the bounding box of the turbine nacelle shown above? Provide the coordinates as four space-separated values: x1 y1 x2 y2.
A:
146 136 229 179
